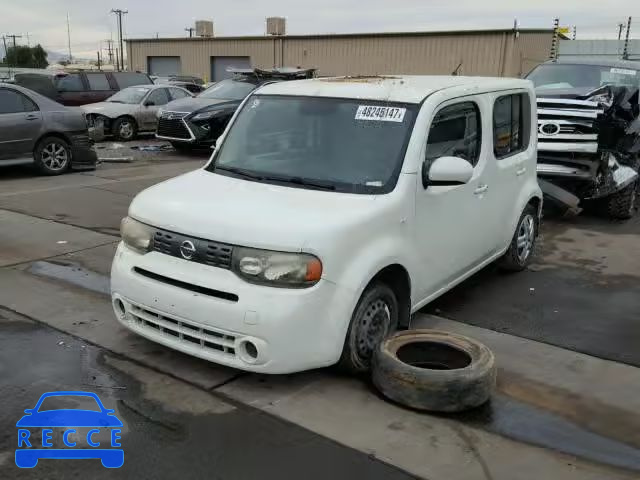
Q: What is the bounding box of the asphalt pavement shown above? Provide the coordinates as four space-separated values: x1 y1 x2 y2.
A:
0 309 414 479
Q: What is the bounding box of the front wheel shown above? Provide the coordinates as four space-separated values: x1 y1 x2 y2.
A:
337 283 399 374
113 117 137 141
499 204 538 272
34 136 71 175
606 181 638 220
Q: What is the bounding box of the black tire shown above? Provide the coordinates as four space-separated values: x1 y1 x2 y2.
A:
337 283 399 374
112 117 137 141
499 204 538 272
607 181 638 220
33 136 71 175
372 330 496 412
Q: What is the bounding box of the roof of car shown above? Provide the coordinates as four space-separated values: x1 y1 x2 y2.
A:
256 75 532 103
541 59 640 69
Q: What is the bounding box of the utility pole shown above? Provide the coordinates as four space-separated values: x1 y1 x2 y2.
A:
6 34 22 50
1 36 8 66
66 13 72 62
622 17 632 60
549 18 560 61
104 39 114 65
97 51 101 70
618 23 625 41
185 27 194 38
115 48 120 72
111 9 128 71
25 32 31 47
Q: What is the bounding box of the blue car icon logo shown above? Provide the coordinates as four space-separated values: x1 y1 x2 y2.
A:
16 391 124 468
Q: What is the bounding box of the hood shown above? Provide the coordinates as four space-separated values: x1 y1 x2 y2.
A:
128 169 380 252
81 102 136 117
535 87 598 99
163 96 237 113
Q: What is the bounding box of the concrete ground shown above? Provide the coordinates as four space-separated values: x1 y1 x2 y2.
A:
1 139 639 479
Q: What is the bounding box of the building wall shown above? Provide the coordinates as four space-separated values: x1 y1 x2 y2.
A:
559 39 640 62
127 30 552 81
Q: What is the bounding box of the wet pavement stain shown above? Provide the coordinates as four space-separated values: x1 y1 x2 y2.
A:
27 260 110 295
0 310 416 480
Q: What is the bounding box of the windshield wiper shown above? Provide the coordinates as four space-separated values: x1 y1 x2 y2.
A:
214 165 264 180
261 175 337 191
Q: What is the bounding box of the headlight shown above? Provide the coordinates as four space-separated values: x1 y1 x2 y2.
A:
120 217 153 254
232 247 322 288
192 110 221 121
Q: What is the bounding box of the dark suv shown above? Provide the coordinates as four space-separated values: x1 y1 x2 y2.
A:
14 71 154 106
156 68 315 150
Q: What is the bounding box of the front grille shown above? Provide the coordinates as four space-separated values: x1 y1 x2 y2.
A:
152 229 233 270
157 112 192 140
128 303 236 356
537 97 602 154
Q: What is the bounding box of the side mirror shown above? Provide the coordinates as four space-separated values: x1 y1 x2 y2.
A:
144 100 155 107
422 156 473 188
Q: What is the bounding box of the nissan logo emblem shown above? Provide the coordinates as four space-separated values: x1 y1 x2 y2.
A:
539 122 561 136
179 240 196 260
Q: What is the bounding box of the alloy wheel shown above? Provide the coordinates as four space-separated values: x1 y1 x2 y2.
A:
516 214 535 263
41 142 69 171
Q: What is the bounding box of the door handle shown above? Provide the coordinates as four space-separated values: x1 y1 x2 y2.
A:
516 167 527 176
25 114 38 121
474 184 489 195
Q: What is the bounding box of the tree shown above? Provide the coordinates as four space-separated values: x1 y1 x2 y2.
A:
4 44 48 68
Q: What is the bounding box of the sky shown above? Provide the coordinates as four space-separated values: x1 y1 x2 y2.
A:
1 0 639 61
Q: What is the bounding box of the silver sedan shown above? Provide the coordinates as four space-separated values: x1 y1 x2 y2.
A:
82 84 192 141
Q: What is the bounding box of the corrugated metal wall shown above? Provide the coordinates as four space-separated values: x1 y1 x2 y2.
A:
559 39 640 62
128 31 552 81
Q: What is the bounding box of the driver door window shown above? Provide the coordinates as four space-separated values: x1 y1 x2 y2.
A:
426 102 481 167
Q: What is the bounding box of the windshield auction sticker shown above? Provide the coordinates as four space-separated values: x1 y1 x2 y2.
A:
610 68 637 76
355 105 406 122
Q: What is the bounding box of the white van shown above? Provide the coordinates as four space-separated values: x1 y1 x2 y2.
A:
111 76 542 374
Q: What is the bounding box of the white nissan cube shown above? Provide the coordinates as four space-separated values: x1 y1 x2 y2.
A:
111 75 542 374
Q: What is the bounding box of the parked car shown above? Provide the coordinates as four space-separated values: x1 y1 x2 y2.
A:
153 76 206 94
82 84 193 141
112 75 541 374
0 83 97 175
13 71 154 106
526 59 640 219
156 68 315 150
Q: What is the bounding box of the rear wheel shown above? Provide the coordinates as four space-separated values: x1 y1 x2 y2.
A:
337 283 399 374
33 136 71 175
113 117 137 141
499 204 538 272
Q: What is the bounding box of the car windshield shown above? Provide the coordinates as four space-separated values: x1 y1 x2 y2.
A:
199 79 256 100
107 86 152 104
208 95 416 194
527 64 640 90
37 395 101 412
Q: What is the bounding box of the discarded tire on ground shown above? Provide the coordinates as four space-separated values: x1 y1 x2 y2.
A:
372 330 496 412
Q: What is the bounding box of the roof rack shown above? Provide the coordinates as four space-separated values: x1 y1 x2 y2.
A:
226 67 316 80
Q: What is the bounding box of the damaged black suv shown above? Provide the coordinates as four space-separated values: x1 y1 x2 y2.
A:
526 59 640 219
156 68 316 151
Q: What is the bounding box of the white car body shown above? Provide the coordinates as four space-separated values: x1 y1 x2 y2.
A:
111 75 542 374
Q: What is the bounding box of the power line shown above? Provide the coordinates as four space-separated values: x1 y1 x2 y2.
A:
110 9 128 71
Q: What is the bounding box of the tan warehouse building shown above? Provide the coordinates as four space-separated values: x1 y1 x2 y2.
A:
127 28 554 82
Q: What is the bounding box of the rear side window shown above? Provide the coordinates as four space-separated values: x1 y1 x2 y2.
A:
493 93 530 158
113 72 152 88
169 87 190 100
0 89 38 113
56 74 84 92
426 102 481 166
145 88 170 106
86 73 111 91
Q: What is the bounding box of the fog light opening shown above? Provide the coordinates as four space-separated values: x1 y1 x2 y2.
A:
114 299 126 318
241 341 259 361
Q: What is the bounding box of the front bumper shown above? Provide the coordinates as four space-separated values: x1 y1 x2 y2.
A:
70 133 98 170
110 243 354 374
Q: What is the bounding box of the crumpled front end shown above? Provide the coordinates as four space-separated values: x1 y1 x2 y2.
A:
536 86 640 214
